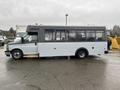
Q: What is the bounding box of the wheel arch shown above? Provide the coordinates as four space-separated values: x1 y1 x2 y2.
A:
10 48 23 55
75 47 89 56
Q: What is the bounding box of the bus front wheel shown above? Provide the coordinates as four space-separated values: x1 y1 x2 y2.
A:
76 49 88 59
11 49 23 60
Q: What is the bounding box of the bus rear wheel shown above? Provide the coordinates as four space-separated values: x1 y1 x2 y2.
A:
11 49 23 60
76 50 87 59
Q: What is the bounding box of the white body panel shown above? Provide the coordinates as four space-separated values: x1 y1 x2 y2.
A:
38 42 107 57
9 43 38 55
9 42 107 57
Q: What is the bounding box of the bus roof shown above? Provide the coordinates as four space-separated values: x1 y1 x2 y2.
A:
27 25 106 32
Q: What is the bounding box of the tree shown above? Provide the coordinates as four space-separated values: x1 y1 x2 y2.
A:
8 27 16 38
111 25 120 36
9 27 14 33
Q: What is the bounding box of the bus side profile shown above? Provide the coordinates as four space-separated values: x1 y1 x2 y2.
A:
5 25 108 60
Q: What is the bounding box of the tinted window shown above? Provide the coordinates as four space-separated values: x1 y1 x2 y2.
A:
45 29 66 41
56 30 66 41
68 30 76 41
86 31 96 41
68 30 86 41
76 31 86 41
44 29 106 42
45 30 55 41
96 31 105 41
56 31 60 40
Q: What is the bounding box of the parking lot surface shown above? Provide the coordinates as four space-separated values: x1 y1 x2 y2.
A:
0 47 120 90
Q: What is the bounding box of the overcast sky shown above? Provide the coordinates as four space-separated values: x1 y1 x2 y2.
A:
0 0 120 30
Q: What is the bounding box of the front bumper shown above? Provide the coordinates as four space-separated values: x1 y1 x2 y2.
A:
5 51 11 57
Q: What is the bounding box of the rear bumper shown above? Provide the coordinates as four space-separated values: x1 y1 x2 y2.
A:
5 51 11 57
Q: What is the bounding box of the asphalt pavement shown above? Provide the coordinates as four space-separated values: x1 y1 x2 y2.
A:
0 47 120 90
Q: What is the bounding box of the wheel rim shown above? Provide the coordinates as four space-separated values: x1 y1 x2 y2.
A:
13 51 21 59
78 51 86 58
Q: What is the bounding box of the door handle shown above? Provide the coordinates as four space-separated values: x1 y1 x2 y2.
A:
92 47 94 49
54 48 56 49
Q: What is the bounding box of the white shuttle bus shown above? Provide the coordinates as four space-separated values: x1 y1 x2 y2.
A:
5 25 108 60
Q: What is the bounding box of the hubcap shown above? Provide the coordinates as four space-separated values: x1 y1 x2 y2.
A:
13 51 21 59
79 52 85 58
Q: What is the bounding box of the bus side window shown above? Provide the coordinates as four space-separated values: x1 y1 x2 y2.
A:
45 30 55 41
56 31 61 40
86 31 96 41
68 31 76 41
96 31 104 41
55 30 66 41
61 32 66 40
65 31 69 41
76 31 86 41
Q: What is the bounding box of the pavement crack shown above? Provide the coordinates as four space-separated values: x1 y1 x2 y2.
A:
52 75 65 90
26 84 41 90
23 74 28 79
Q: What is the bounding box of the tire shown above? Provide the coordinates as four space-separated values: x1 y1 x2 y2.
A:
11 49 23 60
76 50 87 59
